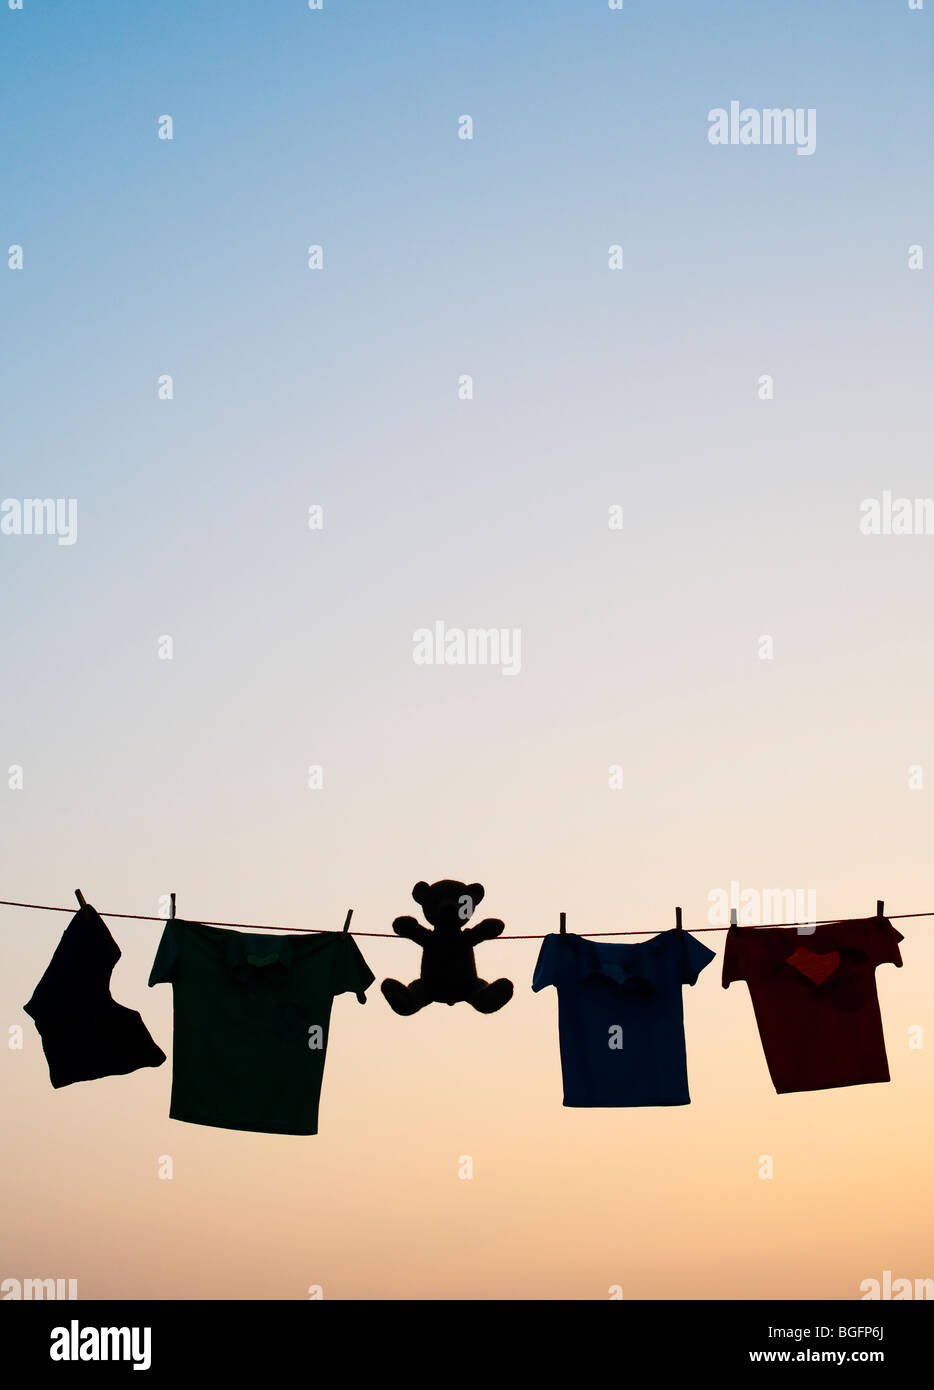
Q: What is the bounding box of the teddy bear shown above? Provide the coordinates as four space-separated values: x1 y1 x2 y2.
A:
380 880 514 1014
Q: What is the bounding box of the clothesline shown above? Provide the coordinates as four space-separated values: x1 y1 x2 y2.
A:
1 897 932 938
17 895 913 1118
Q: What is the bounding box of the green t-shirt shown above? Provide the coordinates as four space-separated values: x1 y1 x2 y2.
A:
148 920 374 1135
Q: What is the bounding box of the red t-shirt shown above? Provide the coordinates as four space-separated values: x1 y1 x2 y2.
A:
722 916 903 1094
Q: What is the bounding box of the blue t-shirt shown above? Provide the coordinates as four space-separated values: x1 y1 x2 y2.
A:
532 930 715 1106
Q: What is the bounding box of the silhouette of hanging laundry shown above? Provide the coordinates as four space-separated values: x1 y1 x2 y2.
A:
24 903 166 1088
532 928 714 1106
381 880 514 1014
148 919 374 1134
722 915 904 1093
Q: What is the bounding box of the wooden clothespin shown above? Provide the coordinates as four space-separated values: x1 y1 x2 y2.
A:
342 909 353 933
169 893 176 920
877 899 885 920
675 906 683 933
74 889 87 908
559 911 566 936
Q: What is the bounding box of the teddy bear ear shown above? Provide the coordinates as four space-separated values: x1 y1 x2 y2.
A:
411 881 431 904
466 883 485 907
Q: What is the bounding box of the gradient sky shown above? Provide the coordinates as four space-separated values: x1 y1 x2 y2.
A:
2 0 932 1299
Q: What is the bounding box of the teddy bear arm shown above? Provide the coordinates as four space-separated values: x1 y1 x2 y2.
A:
392 915 430 944
466 917 506 942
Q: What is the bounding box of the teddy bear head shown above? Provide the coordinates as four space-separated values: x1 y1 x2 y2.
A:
411 880 484 932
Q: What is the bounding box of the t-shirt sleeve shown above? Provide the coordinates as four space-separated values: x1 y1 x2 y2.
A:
148 922 181 986
681 931 716 985
721 926 744 988
531 935 559 992
333 936 375 1003
868 917 904 968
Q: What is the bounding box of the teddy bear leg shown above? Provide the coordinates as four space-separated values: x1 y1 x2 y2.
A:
380 977 429 1016
468 978 513 1013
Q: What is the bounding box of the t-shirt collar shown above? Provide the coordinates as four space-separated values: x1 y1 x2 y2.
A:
577 932 667 997
224 931 294 978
